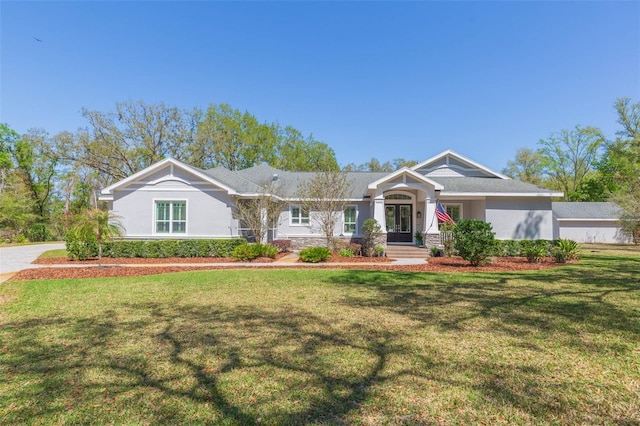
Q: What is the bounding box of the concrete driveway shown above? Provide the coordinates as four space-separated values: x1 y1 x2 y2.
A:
0 243 65 281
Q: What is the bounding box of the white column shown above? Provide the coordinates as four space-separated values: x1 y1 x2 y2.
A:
424 190 439 235
373 195 387 234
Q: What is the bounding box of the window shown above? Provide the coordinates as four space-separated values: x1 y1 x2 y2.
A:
385 194 412 200
343 205 357 234
446 204 461 222
156 201 186 234
290 205 309 225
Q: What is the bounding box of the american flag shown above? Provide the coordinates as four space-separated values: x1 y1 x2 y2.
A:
436 201 456 224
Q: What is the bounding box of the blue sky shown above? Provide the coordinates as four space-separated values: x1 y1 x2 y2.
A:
1 1 639 172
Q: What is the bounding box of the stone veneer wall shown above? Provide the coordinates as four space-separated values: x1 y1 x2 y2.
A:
423 233 443 248
288 237 330 250
288 236 373 251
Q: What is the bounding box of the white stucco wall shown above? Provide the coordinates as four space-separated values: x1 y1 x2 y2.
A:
485 198 554 240
112 181 236 239
274 201 373 240
554 220 630 243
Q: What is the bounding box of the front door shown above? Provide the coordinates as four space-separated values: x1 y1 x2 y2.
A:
385 204 412 243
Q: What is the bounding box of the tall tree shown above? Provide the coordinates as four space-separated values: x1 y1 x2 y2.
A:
297 171 353 247
59 100 196 183
191 104 279 171
0 123 19 193
502 148 545 186
273 126 339 172
191 107 338 172
538 125 604 201
10 129 59 221
342 157 417 172
0 126 59 241
599 97 640 242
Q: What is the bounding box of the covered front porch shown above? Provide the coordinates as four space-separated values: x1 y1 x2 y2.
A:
366 168 443 247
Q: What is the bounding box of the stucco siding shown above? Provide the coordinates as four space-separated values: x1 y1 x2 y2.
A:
274 201 373 240
555 221 629 243
485 198 554 240
112 184 235 238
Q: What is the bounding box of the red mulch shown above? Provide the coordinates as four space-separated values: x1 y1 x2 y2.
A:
9 255 565 281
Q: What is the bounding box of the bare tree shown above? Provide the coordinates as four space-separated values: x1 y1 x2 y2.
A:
233 180 287 243
297 171 353 248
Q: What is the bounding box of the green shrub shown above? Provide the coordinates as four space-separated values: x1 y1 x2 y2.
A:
430 246 443 257
452 219 496 266
520 240 550 263
103 240 143 258
232 243 278 261
503 240 523 257
98 238 247 259
339 248 355 257
232 244 262 261
551 239 580 263
374 246 386 257
299 246 332 263
175 240 198 258
259 244 278 259
65 228 98 260
25 222 53 242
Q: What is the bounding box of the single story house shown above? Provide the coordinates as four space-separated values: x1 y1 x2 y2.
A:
99 149 626 248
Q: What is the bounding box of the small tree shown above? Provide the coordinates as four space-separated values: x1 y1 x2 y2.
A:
297 171 353 248
74 208 124 266
361 218 384 257
453 219 496 266
233 180 287 243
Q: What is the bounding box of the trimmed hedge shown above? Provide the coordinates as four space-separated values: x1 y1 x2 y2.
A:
69 238 248 259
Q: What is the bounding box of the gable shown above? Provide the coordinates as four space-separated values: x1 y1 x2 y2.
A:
125 164 225 191
100 158 237 201
412 149 508 179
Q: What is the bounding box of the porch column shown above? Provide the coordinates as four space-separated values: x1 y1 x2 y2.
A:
373 195 387 234
424 191 439 235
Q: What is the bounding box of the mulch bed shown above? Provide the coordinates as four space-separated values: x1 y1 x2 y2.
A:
10 256 564 281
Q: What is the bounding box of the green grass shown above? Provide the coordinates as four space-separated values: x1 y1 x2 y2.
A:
36 248 67 259
1 247 639 425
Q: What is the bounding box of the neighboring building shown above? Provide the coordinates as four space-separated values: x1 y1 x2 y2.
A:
99 149 626 248
553 202 630 243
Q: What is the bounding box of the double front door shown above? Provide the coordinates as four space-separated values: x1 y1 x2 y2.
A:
385 204 412 243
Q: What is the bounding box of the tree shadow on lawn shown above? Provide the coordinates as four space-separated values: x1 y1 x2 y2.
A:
2 254 639 424
1 302 407 424
328 255 640 364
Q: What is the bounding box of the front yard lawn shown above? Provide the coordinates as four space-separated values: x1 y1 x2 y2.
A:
1 247 639 424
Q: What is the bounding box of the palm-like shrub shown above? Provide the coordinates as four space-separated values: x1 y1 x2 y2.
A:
70 209 124 266
521 240 550 263
551 239 580 263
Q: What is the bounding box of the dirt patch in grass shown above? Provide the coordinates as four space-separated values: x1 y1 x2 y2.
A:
12 256 563 281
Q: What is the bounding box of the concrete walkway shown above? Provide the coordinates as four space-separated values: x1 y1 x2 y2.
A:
0 243 66 282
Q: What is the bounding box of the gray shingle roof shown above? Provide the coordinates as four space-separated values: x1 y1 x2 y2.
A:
433 177 558 194
203 165 560 198
204 165 389 198
552 202 621 219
